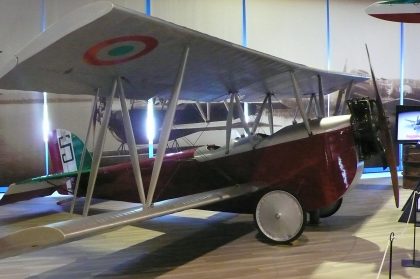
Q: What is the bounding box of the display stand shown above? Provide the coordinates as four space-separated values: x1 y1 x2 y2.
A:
401 183 420 268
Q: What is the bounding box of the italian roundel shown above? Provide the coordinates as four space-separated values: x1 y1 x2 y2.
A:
84 35 158 66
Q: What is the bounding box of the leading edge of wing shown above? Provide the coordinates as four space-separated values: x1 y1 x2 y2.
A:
0 183 264 259
0 1 367 102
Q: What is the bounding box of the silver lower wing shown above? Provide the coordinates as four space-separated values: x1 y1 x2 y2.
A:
0 183 263 259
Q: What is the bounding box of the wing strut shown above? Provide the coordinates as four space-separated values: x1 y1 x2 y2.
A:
146 46 190 207
225 93 235 154
267 93 274 135
70 90 98 214
305 94 315 117
223 100 229 112
82 80 117 216
290 71 312 135
340 80 353 115
195 101 208 123
251 93 270 134
334 88 345 116
118 77 146 206
317 75 325 117
233 94 250 135
206 102 211 121
305 93 321 119
334 80 353 116
313 94 321 118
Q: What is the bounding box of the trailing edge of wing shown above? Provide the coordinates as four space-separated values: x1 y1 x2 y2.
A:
0 1 367 102
0 183 263 259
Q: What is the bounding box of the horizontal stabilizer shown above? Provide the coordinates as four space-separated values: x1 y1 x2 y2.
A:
0 170 90 205
0 183 263 259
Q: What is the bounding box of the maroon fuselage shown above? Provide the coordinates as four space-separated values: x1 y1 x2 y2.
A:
75 123 360 213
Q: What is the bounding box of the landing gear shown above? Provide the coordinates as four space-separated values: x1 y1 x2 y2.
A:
319 198 343 218
254 190 305 244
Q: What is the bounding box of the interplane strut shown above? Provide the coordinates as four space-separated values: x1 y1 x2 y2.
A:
233 94 250 135
82 81 117 216
70 90 98 214
146 46 190 207
118 77 146 206
251 93 270 134
290 71 312 135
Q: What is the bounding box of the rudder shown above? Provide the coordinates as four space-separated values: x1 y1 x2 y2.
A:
48 129 92 174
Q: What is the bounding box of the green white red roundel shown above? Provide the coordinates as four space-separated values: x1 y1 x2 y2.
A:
84 35 158 66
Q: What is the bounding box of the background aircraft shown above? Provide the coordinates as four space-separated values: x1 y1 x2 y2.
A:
366 0 420 23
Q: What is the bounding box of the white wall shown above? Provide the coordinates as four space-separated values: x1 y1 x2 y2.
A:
330 0 400 78
152 0 242 44
404 23 420 80
248 0 327 69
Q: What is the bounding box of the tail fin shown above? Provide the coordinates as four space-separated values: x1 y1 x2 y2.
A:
48 129 92 174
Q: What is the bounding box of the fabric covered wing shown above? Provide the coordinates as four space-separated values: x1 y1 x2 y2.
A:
0 183 262 259
0 1 366 102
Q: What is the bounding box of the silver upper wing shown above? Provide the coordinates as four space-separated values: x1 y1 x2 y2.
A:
0 1 367 102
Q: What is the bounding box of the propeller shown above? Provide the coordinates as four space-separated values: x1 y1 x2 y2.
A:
365 44 399 208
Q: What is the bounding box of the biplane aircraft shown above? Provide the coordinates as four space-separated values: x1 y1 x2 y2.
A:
366 0 420 23
406 115 420 130
0 2 399 259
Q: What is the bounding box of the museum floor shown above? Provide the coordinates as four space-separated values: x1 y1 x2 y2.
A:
0 175 418 279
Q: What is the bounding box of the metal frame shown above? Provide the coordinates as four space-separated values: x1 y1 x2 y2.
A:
195 101 207 123
118 77 146 206
340 80 354 115
305 93 321 119
267 93 274 135
225 93 235 154
233 94 250 135
82 80 117 216
79 47 191 213
251 93 269 134
146 46 190 207
70 91 98 214
290 71 312 135
334 80 353 116
313 94 321 118
317 75 325 117
206 102 211 121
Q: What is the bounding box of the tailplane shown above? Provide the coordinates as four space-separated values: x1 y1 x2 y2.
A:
0 129 92 205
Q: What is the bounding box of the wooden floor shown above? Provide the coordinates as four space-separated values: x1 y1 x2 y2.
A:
0 176 419 279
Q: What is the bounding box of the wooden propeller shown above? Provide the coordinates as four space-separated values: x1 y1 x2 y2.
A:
365 44 399 208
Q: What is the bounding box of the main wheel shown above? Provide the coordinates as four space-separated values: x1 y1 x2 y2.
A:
254 190 305 244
